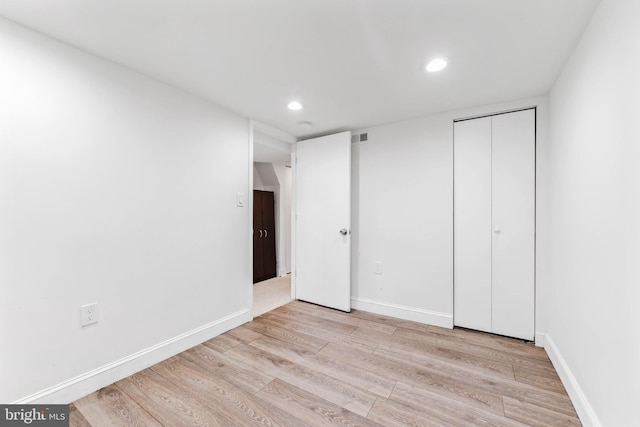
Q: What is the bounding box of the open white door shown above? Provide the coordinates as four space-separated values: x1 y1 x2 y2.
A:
294 131 351 312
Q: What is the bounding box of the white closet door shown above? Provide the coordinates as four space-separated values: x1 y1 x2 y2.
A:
491 110 535 340
453 117 492 332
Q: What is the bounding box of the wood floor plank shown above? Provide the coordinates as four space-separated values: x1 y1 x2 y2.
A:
503 396 582 426
255 378 382 427
367 396 449 427
328 337 513 392
375 344 579 418
392 365 504 416
390 382 529 427
427 325 550 361
179 345 274 394
513 365 567 394
243 317 328 352
350 309 432 334
283 301 397 334
249 335 396 397
347 324 395 344
263 307 358 336
349 328 517 380
202 332 244 353
151 357 299 426
259 311 378 353
72 384 162 427
225 342 378 417
352 309 545 368
393 327 556 375
68 403 94 427
225 325 263 343
319 341 509 416
116 369 232 426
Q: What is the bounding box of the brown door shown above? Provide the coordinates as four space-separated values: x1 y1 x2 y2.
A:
253 190 277 283
253 192 264 282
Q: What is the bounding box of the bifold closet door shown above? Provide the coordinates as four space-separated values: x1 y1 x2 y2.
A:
453 117 493 333
454 109 535 341
491 110 535 339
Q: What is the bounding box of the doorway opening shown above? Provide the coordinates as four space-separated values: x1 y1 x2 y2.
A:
251 123 295 316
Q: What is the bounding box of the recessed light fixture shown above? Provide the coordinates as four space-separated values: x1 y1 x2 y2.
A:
287 101 303 111
426 57 447 73
299 122 312 129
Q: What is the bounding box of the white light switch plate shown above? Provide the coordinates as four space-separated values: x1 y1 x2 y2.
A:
237 192 245 207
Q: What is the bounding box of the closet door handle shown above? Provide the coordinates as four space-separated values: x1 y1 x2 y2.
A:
259 229 263 238
264 229 268 238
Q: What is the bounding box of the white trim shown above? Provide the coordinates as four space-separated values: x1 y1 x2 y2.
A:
248 121 255 318
290 145 297 300
351 298 453 329
535 331 546 347
252 120 297 144
12 309 252 404
245 120 255 320
545 334 602 427
453 106 538 123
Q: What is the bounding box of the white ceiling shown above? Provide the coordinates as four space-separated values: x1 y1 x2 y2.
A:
0 0 600 139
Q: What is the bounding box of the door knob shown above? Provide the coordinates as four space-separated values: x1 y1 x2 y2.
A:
494 228 501 234
339 229 349 236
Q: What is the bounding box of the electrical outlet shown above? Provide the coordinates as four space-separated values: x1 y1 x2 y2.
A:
81 303 99 327
375 262 383 275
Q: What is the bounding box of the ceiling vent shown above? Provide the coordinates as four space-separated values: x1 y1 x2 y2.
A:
351 132 368 143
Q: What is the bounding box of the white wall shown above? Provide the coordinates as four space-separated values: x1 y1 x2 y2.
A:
0 17 251 403
253 163 292 276
351 96 549 329
273 164 292 275
253 164 265 189
545 0 640 425
254 129 293 164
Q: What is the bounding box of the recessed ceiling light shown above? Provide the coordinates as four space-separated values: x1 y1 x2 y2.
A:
287 101 303 111
426 57 447 73
299 122 312 129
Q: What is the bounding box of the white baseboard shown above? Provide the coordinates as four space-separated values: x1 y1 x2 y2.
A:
535 331 546 347
13 308 252 405
278 268 290 277
351 298 453 329
544 334 601 427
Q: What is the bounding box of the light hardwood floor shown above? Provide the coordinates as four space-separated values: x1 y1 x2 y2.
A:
71 301 580 426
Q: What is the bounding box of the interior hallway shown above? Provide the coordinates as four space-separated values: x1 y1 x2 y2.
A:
253 274 293 317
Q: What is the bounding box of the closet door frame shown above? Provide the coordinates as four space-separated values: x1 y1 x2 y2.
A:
453 107 536 341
